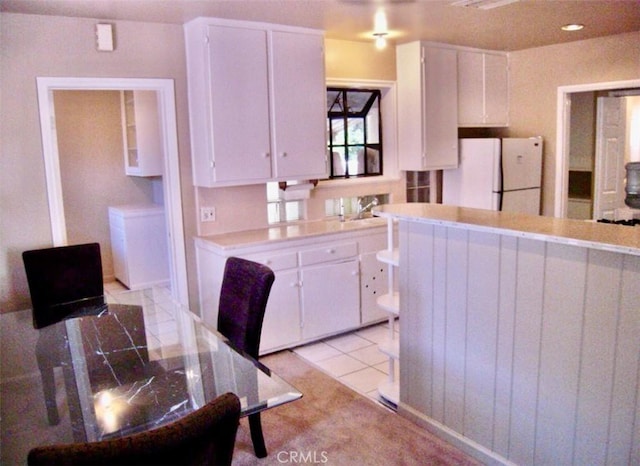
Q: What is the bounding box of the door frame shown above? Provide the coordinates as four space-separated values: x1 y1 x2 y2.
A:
36 77 188 305
554 78 640 217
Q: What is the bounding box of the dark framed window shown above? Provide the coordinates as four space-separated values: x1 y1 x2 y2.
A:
327 88 383 179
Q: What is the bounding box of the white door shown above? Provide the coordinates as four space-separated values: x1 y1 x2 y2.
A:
593 97 626 220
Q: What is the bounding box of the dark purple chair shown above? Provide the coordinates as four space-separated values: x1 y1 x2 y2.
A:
22 243 104 329
23 243 105 425
27 392 241 466
217 257 275 458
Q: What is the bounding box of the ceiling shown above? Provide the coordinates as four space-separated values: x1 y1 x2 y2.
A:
2 0 640 51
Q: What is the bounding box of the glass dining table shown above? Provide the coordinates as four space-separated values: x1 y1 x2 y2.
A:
13 287 301 455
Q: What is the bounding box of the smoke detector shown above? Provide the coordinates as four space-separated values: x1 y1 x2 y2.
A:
451 0 519 10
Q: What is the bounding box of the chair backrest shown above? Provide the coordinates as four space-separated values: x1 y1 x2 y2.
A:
217 257 275 359
27 392 241 466
22 243 104 329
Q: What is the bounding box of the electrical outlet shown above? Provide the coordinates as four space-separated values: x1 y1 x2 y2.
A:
200 207 216 222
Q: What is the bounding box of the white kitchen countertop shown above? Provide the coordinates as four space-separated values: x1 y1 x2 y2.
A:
196 216 387 251
374 203 640 257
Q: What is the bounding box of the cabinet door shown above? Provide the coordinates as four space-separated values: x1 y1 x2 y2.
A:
301 259 360 340
457 50 485 126
423 46 459 170
207 25 272 183
457 50 509 127
397 43 458 171
483 53 509 126
270 31 327 180
259 269 302 353
132 91 164 176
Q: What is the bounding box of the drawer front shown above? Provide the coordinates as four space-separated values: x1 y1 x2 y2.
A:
242 251 298 271
299 242 358 266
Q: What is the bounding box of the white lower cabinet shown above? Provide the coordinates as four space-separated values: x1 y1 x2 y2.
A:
109 204 169 290
259 268 301 352
300 259 360 340
194 226 388 355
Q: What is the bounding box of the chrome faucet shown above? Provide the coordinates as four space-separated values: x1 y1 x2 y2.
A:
354 197 379 220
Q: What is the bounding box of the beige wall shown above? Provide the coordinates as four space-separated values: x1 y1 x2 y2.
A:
325 38 396 81
0 13 195 313
508 31 640 215
54 90 158 280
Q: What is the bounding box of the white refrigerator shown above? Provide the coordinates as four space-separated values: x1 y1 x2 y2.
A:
442 137 543 215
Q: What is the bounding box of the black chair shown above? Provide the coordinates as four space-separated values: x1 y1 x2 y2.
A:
27 392 241 466
22 242 104 329
217 257 275 458
22 243 105 425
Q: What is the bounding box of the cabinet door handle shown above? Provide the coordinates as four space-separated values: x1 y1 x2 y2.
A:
280 152 287 158
327 248 336 254
263 152 270 158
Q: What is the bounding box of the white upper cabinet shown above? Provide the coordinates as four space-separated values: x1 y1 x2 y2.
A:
396 42 459 171
204 24 272 184
270 31 328 180
457 49 509 127
184 18 328 187
120 90 164 177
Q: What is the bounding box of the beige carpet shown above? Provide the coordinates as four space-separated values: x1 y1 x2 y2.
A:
232 351 480 466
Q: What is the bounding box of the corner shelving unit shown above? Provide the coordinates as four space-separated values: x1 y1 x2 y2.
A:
376 216 399 408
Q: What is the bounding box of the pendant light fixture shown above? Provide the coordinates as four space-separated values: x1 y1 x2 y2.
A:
373 8 389 49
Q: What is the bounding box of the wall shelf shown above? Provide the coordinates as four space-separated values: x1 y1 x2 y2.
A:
376 216 399 407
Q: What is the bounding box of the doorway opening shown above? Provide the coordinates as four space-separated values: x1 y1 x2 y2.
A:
36 77 188 305
555 79 640 219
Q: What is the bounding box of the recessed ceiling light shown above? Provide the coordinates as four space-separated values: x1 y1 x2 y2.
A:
561 23 584 31
451 0 519 10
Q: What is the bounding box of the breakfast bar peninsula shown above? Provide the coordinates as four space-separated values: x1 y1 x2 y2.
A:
373 203 639 466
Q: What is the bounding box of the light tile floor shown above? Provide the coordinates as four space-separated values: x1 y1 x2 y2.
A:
105 281 400 407
104 280 180 354
292 320 400 405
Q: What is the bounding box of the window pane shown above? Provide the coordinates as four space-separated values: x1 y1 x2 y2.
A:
346 91 373 114
366 147 381 174
366 99 380 144
327 90 343 113
347 118 364 145
267 203 280 224
348 146 365 175
331 147 346 176
330 119 346 146
266 181 280 202
284 201 301 222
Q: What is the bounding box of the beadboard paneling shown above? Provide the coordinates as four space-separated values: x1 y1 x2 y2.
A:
399 220 640 466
